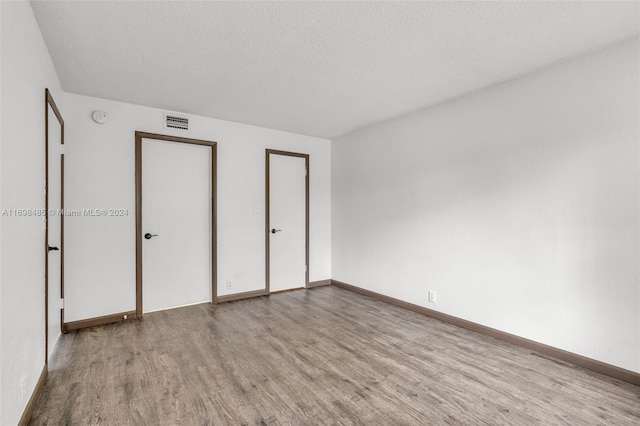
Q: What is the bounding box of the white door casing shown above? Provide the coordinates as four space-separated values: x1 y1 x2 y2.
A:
267 151 308 293
141 137 212 313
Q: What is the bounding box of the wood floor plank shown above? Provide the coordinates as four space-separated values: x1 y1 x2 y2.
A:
29 286 640 425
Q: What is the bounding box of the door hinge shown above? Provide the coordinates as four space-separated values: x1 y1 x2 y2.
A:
59 298 64 309
60 145 65 155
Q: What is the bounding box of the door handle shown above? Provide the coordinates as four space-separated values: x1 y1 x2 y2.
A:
144 233 159 240
271 229 282 234
48 246 59 251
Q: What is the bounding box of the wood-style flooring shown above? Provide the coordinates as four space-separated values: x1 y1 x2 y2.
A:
30 286 640 425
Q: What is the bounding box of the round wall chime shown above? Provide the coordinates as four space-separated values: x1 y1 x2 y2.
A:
91 110 109 124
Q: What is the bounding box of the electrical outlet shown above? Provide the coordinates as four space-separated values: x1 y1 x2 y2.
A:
428 291 436 303
226 280 232 289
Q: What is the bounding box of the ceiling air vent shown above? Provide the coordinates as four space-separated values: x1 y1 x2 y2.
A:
164 113 189 130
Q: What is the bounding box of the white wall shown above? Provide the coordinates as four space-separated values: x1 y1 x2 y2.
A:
332 40 640 373
1 2 3 419
0 1 64 424
63 93 331 322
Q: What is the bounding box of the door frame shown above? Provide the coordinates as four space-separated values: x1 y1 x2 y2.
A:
265 149 309 294
44 88 64 362
135 131 218 316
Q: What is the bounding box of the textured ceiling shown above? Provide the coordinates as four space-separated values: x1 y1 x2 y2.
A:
31 1 639 138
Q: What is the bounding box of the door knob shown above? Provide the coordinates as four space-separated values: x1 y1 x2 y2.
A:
271 229 282 234
144 233 159 240
48 246 59 251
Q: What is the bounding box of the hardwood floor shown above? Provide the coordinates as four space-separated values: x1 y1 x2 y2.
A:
30 286 640 425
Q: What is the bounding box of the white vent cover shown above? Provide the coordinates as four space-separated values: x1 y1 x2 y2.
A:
164 113 189 130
